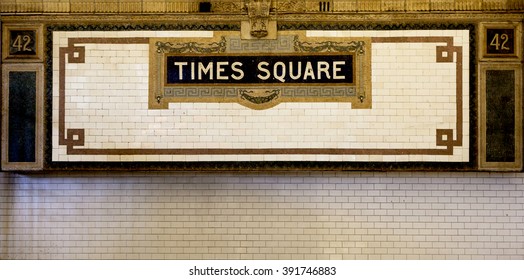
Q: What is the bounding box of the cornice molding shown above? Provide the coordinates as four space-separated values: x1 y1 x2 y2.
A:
1 0 523 15
1 11 523 24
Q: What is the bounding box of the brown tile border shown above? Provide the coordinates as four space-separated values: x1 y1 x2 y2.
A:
56 34 465 159
58 37 149 149
372 36 464 149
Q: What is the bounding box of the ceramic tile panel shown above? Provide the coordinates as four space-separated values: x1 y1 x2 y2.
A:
1 171 523 259
52 29 470 165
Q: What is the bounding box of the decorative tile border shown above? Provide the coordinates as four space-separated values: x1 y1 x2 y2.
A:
55 33 464 157
46 23 476 170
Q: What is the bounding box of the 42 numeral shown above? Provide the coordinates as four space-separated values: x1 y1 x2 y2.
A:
490 33 510 51
12 34 32 52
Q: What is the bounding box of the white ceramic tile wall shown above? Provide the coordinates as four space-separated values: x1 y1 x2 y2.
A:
52 30 469 162
1 171 522 259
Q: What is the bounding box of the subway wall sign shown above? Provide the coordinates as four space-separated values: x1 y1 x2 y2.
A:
165 53 354 85
150 35 371 110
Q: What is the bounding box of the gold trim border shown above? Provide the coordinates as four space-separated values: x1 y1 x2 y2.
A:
478 63 523 171
1 63 44 170
478 22 522 62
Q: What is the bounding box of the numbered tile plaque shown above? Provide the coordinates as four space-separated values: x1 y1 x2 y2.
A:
486 28 515 55
2 24 43 62
480 22 522 61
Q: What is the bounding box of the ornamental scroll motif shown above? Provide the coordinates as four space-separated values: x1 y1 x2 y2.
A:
155 38 227 54
293 37 366 55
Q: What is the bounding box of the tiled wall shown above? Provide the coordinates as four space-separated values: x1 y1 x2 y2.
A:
53 29 469 163
1 171 523 259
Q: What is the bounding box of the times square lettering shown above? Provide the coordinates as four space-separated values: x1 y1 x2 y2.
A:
165 54 354 85
171 60 345 82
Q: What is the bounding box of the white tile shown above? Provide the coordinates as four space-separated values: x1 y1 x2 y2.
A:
53 29 469 163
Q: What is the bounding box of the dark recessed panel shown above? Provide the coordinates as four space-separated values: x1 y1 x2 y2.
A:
485 70 515 162
8 71 37 163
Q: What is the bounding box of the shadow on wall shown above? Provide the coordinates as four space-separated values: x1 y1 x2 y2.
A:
0 173 16 259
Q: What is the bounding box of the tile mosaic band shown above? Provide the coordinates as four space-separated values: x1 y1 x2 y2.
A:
57 35 464 158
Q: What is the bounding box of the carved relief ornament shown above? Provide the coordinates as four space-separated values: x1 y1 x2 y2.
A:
245 0 272 38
